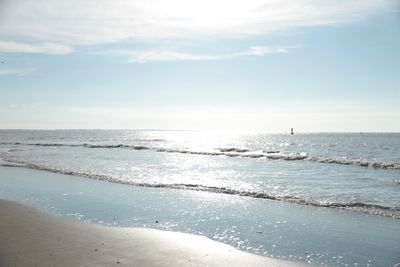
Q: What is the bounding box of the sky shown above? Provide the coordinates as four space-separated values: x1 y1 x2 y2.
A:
0 0 399 132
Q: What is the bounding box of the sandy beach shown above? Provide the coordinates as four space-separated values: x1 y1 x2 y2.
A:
0 199 305 267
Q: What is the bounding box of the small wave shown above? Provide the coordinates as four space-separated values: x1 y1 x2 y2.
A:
0 142 81 147
0 142 151 150
0 162 27 168
322 202 400 218
1 158 400 219
308 156 400 170
155 148 308 160
83 144 126 148
33 143 79 147
219 148 250 153
263 150 280 154
2 142 400 170
265 152 308 161
156 148 224 156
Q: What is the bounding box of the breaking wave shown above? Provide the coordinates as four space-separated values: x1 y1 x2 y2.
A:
1 159 399 219
307 156 400 170
1 142 399 170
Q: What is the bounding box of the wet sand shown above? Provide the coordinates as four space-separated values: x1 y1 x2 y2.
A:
0 199 305 267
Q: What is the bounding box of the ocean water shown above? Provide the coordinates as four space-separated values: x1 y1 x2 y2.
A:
0 130 399 266
1 130 399 218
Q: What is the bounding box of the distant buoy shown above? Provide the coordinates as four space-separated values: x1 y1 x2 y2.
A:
291 128 294 135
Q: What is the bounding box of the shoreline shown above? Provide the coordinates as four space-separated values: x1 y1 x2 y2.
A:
1 165 400 266
0 199 305 267
1 159 398 220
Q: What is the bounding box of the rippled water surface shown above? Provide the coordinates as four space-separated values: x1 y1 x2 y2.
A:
0 130 400 266
1 130 399 218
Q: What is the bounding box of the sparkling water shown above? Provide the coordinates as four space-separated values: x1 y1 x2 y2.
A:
0 130 399 266
1 130 399 218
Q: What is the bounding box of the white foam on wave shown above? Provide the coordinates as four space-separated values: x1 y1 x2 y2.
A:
1 142 399 170
1 155 399 220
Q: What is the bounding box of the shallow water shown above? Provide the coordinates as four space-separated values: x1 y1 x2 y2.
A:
1 166 399 267
0 130 399 218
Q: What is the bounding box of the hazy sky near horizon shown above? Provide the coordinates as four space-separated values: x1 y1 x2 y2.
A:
0 0 399 132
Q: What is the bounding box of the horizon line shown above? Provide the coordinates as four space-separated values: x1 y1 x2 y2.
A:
0 128 399 134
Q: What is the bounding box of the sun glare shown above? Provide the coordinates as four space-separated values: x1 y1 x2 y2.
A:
144 0 263 33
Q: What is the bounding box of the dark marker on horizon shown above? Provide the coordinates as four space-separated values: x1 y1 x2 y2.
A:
291 128 294 135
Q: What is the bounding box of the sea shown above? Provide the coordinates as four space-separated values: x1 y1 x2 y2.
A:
0 130 399 266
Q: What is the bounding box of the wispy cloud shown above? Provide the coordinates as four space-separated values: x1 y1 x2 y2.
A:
233 46 296 56
128 51 218 63
0 68 34 76
0 40 73 54
0 0 396 51
111 45 298 63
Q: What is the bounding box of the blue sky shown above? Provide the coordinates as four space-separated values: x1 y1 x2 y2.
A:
0 0 399 132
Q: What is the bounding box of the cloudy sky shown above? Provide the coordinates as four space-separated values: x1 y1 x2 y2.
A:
0 0 399 132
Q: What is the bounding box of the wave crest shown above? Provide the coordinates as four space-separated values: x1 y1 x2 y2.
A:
1 142 399 170
1 159 399 219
